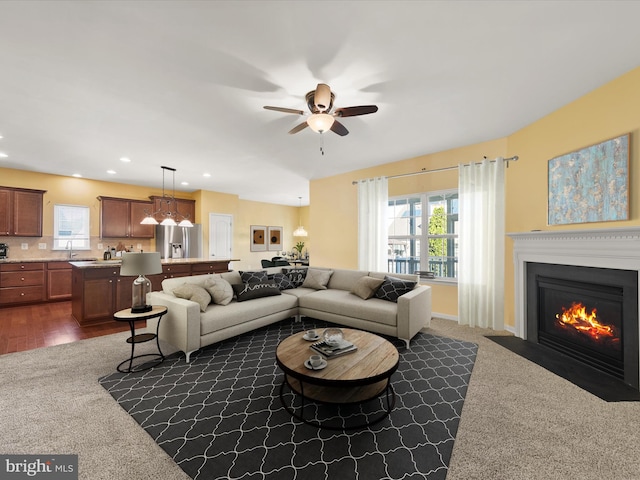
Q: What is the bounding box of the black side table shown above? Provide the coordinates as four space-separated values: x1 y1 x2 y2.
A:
113 305 168 373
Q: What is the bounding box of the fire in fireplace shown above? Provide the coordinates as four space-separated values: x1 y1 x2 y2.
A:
556 302 617 342
527 262 638 390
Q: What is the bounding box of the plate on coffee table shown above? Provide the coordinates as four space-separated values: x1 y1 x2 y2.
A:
304 358 327 370
303 333 320 341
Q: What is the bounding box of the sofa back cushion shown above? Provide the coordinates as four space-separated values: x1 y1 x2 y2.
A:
162 274 213 295
326 268 370 291
368 271 419 284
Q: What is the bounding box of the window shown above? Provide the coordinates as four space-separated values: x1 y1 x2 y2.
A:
387 190 458 280
53 204 91 250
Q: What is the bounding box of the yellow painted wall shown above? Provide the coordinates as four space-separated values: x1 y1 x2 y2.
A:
310 138 508 317
504 66 640 327
311 66 640 325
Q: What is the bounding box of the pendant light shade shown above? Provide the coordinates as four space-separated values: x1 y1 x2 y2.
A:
141 166 193 227
293 196 308 237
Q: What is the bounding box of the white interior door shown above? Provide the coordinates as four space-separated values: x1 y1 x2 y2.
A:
208 213 233 259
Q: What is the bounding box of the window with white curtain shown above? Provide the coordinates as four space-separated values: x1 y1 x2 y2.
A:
53 204 91 250
386 189 458 280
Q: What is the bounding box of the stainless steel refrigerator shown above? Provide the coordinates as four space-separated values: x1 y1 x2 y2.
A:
155 224 203 259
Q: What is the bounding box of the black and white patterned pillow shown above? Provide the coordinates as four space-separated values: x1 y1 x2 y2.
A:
232 282 281 302
282 268 307 287
268 273 295 290
239 270 269 284
374 275 417 303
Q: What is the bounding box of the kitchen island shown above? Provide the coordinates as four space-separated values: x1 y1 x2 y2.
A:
70 258 239 326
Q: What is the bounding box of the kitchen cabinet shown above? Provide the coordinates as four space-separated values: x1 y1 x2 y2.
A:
71 266 135 324
0 187 45 237
98 196 154 238
149 195 196 224
191 262 231 275
0 262 45 305
148 264 191 291
47 261 72 300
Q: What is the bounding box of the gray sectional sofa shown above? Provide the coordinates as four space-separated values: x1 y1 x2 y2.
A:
146 266 432 362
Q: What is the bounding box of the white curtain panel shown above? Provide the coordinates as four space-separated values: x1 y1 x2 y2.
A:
458 158 505 330
357 177 388 272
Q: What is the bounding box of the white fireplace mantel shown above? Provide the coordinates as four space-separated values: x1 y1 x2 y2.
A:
508 226 640 339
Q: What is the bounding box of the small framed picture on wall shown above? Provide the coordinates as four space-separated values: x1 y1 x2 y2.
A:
268 226 282 251
250 225 267 252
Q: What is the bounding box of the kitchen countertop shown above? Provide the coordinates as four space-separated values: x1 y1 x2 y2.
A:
69 258 239 269
0 257 98 264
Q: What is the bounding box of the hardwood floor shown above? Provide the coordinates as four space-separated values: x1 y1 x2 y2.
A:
0 301 130 355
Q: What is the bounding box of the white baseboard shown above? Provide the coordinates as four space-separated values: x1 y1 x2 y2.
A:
432 312 458 322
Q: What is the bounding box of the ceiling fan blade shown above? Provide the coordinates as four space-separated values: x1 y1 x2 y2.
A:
264 106 305 115
334 105 378 117
330 120 349 136
314 83 332 112
288 121 309 134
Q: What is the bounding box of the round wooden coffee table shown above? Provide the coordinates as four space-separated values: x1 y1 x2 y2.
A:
275 328 399 430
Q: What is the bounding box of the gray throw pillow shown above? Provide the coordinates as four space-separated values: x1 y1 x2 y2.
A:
350 275 385 300
301 268 334 290
374 275 417 303
232 282 281 302
173 283 211 312
204 277 234 305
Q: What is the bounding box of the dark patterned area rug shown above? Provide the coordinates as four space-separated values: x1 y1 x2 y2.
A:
100 319 477 480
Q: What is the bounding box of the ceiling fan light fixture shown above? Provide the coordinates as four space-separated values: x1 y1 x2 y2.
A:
307 113 334 133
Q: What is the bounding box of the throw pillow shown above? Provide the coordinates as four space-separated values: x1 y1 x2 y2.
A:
232 282 281 302
203 277 234 305
301 268 334 290
282 268 307 287
173 283 211 312
239 270 269 284
374 275 417 303
350 275 385 300
268 273 295 290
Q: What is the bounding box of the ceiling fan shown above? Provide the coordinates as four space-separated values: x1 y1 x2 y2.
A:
264 83 378 136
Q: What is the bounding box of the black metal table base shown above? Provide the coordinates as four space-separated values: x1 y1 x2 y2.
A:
279 377 396 430
117 322 165 373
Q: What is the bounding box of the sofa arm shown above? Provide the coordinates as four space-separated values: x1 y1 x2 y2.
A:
397 285 432 346
146 291 202 362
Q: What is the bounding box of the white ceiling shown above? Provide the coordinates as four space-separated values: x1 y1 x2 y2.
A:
1 1 640 206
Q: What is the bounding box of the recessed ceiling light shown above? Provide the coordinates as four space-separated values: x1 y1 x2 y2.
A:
181 181 189 186
0 152 8 158
107 170 116 174
72 173 82 178
120 157 131 163
203 173 211 177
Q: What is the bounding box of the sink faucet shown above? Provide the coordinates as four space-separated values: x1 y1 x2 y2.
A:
65 240 77 259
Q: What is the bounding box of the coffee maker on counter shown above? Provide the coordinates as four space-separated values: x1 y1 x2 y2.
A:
0 243 8 259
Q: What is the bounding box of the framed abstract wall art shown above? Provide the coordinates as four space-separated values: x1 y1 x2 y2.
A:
250 225 267 252
548 133 629 226
267 226 282 251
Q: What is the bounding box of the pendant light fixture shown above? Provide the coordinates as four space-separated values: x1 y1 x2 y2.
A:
292 196 308 237
140 166 193 227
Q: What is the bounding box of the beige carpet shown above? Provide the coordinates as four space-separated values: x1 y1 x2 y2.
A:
1 318 639 479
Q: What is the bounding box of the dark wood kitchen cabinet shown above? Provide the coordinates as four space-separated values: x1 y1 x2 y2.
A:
0 187 45 237
98 196 154 238
71 265 135 325
0 262 46 305
47 261 72 301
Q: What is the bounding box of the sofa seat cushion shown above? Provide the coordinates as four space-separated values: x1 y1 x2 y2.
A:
299 289 398 327
200 294 297 336
281 287 317 299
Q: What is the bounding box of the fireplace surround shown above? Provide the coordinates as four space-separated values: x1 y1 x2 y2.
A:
509 227 640 390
